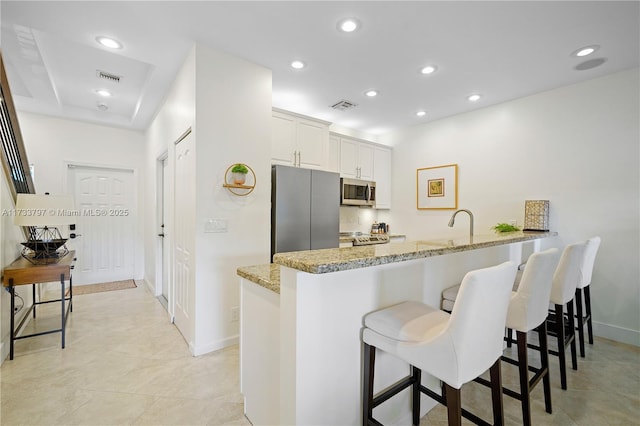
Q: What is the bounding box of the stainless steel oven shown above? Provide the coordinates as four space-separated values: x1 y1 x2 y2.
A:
340 178 376 207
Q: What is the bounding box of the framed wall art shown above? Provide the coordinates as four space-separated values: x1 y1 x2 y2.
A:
417 164 458 210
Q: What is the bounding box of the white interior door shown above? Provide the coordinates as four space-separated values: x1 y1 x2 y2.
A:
159 156 170 305
67 165 135 285
173 131 195 344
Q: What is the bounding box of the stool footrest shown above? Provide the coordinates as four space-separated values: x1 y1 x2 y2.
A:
372 375 416 409
420 384 492 426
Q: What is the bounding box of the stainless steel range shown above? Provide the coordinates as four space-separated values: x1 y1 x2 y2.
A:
340 232 390 246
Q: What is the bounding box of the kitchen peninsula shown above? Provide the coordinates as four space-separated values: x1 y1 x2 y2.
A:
237 231 558 425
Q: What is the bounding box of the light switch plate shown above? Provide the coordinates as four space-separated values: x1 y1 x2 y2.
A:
205 218 228 233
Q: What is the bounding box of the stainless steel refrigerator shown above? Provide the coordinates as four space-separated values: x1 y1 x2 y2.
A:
271 165 339 258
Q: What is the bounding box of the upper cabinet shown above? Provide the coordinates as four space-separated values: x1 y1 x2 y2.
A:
373 146 392 209
327 134 341 173
334 134 392 209
339 136 374 180
272 109 329 170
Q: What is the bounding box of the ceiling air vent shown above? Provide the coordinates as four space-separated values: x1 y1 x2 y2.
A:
96 70 121 83
330 99 358 111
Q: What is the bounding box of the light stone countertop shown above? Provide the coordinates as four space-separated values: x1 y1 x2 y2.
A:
237 231 557 294
236 263 280 293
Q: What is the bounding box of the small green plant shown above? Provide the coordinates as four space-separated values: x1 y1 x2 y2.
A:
231 163 248 174
492 223 521 233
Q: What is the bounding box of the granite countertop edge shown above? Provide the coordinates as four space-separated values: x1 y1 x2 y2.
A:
237 231 557 294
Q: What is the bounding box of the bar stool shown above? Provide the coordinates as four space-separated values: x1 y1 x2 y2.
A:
440 249 559 425
493 248 559 424
362 261 516 426
574 236 601 357
547 240 588 390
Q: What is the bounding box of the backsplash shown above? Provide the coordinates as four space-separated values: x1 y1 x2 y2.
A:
340 206 378 233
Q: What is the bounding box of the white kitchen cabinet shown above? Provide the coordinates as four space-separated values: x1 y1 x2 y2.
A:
373 146 392 209
272 109 329 170
339 136 374 180
327 134 341 173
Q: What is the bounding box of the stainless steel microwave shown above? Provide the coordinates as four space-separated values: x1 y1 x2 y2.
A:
340 178 376 207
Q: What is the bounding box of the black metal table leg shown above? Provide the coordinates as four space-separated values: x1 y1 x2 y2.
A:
10 279 15 360
61 273 65 349
69 273 73 312
32 283 36 318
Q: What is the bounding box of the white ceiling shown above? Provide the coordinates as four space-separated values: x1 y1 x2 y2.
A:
1 1 638 137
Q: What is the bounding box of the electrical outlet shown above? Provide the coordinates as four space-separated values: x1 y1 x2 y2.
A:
231 307 239 322
510 219 517 226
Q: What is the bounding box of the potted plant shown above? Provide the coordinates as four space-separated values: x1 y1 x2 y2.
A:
231 163 249 185
491 223 521 233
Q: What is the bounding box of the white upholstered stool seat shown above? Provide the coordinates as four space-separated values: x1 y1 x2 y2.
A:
574 236 601 357
441 269 523 313
362 261 517 426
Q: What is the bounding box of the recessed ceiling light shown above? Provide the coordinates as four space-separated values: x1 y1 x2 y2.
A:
467 94 482 102
364 90 378 97
337 18 361 33
420 65 438 75
416 111 427 117
291 60 306 69
96 36 122 49
96 89 112 97
573 45 599 57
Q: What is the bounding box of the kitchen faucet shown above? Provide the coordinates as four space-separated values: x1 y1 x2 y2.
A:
448 209 474 238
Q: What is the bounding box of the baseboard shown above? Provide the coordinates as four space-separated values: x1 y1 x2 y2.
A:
191 334 239 356
594 321 640 347
142 278 157 296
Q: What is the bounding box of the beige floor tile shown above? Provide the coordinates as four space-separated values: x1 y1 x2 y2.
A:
2 283 639 425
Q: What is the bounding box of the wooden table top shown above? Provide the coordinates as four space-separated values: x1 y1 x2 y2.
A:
2 250 76 286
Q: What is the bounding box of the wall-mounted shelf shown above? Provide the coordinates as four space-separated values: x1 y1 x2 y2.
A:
223 163 256 196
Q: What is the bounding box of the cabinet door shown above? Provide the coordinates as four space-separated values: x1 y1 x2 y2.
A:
358 143 374 180
327 134 341 173
271 111 296 165
339 138 358 178
297 118 327 169
373 146 392 209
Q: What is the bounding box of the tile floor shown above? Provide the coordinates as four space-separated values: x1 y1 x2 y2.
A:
1 283 639 425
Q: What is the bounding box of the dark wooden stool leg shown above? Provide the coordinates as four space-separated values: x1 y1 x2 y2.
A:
585 286 594 344
555 304 568 390
538 322 552 414
567 302 578 370
489 358 504 426
516 331 531 426
412 366 421 425
575 288 586 357
444 384 462 426
506 328 513 348
363 343 375 425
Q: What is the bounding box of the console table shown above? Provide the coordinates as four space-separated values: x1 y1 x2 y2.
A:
2 250 75 360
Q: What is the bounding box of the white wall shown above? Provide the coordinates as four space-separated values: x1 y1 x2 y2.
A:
192 45 272 354
143 44 272 355
378 69 640 345
16 112 147 280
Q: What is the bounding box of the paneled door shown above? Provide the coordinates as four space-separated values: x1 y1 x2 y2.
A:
67 165 135 285
173 131 195 345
